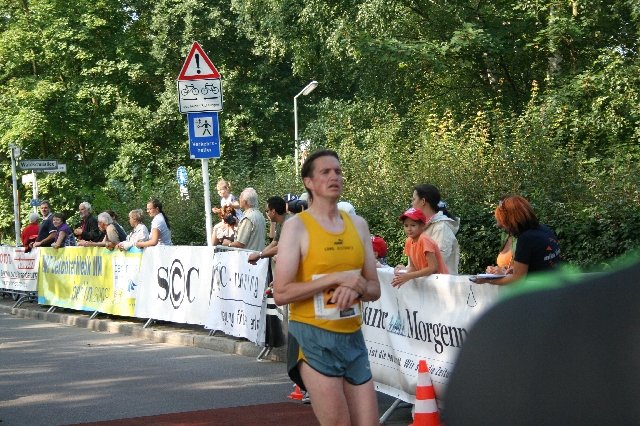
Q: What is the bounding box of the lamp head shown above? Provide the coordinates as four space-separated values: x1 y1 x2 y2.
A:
301 80 318 96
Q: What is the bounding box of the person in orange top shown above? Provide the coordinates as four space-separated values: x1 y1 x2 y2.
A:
392 207 448 288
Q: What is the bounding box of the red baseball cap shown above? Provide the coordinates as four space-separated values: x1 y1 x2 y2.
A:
371 236 388 258
399 207 427 223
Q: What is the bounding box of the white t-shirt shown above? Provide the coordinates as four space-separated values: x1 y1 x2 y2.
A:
151 213 172 245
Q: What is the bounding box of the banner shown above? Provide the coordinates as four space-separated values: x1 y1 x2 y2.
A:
133 246 217 325
362 268 502 404
0 246 39 292
204 250 269 342
37 247 141 316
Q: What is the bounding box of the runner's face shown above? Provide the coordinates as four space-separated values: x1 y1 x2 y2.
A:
304 156 343 200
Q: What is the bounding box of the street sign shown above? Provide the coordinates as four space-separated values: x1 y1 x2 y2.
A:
188 112 220 159
30 199 41 207
177 78 223 113
177 42 221 80
177 42 223 113
43 163 67 173
176 166 188 186
19 159 58 170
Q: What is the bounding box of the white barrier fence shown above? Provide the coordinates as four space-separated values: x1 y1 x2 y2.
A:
363 268 502 403
0 246 39 293
4 245 504 402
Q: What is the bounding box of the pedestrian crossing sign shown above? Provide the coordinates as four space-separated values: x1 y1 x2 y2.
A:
187 112 220 159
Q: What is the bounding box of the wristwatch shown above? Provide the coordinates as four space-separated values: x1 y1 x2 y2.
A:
258 252 263 259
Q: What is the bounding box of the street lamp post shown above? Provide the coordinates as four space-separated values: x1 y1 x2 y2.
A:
294 80 318 176
9 144 21 246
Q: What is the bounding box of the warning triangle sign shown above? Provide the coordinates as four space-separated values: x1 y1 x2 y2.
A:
177 42 221 80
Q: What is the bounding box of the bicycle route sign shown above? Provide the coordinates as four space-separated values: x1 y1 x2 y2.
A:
177 42 223 113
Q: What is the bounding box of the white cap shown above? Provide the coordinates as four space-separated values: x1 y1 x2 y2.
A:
337 201 356 215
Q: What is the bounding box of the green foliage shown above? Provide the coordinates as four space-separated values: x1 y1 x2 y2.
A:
1 0 639 274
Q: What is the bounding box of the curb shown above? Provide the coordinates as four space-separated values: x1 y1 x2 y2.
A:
0 303 286 362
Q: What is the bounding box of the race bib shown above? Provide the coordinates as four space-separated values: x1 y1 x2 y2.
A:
312 270 362 320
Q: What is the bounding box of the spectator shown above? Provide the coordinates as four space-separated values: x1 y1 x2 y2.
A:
33 200 56 249
474 195 560 285
371 235 388 267
21 212 40 249
73 202 103 243
486 233 517 275
136 198 172 248
212 205 237 246
412 184 460 274
78 212 122 249
51 213 77 249
274 149 381 425
106 210 128 242
224 188 266 251
213 179 242 219
248 196 288 264
287 198 308 214
117 209 149 251
392 207 448 288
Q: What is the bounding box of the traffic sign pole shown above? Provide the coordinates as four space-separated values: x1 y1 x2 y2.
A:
10 145 21 246
202 159 213 246
178 42 224 247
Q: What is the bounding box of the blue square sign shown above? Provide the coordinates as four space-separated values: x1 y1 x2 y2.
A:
188 112 220 159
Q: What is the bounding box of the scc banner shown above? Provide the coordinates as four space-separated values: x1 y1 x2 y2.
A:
133 246 217 325
133 246 269 344
362 268 502 404
0 246 39 292
37 247 141 316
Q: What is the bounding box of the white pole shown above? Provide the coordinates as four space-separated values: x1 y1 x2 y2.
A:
32 171 38 213
202 158 213 246
10 145 21 246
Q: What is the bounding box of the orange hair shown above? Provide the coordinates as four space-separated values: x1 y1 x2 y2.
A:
494 195 539 236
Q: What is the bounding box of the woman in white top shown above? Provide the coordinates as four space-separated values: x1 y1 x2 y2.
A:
136 199 172 248
411 184 460 274
117 209 149 250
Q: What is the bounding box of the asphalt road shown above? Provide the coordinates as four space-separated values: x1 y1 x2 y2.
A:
0 303 413 425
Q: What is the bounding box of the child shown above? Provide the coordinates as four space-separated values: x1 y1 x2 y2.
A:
392 207 448 288
213 179 242 219
371 235 388 267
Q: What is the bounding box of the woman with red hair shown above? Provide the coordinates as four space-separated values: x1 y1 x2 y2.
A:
475 195 560 285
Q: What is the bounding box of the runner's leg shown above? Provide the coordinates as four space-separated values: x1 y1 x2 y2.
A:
299 362 351 426
344 378 379 426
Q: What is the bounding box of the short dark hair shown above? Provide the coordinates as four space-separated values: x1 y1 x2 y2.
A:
267 196 286 215
300 149 340 201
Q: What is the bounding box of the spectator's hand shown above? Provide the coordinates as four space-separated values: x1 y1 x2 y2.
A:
247 252 260 265
391 272 411 288
78 240 90 247
105 241 116 250
33 241 42 248
51 242 60 249
486 265 506 274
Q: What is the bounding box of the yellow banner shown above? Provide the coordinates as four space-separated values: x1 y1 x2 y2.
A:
37 247 142 316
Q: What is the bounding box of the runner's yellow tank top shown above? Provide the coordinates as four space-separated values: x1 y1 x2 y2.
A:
289 210 364 333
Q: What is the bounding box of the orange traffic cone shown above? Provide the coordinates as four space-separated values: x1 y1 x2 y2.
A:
409 359 440 426
288 384 305 400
